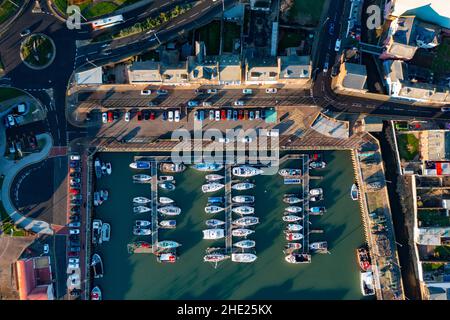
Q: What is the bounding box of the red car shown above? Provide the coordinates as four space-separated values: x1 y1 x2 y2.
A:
70 189 79 195
150 111 155 120
221 109 226 120
68 251 79 257
107 111 113 123
238 110 244 120
137 111 142 121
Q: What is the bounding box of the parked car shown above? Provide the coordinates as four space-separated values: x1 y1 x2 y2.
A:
113 110 119 120
69 240 80 247
71 194 82 200
43 244 49 254
174 110 180 122
238 109 244 120
198 110 205 121
249 111 255 120
215 110 220 121
70 155 80 161
69 229 80 235
102 112 107 123
70 207 80 214
150 111 155 120
260 109 266 120
107 111 113 123
334 39 341 51
143 110 150 120
68 221 81 228
187 100 198 107
255 110 260 119
124 112 130 122
441 107 450 112
241 136 253 143
69 246 80 252
220 109 226 120
168 111 174 122
70 178 81 184
209 110 214 120
227 110 232 120
137 111 142 121
218 137 231 143
203 101 212 107
242 88 253 95
234 100 244 106
148 101 157 107
68 258 80 269
69 234 80 241
328 22 335 35
141 89 151 95
6 115 15 127
71 199 82 205
266 129 279 137
68 251 79 257
162 111 168 121
265 88 277 94
207 89 218 94
233 110 238 121
20 29 31 37
156 89 168 95
195 89 204 94
243 109 249 120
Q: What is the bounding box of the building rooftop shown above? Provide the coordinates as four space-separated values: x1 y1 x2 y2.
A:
279 55 311 79
342 63 367 90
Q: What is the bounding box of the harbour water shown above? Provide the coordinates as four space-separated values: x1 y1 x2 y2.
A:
93 151 372 300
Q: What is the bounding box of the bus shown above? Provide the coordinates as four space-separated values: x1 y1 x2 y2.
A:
91 15 124 30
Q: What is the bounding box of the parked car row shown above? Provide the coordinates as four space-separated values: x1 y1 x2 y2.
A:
101 109 182 123
194 108 268 122
68 154 82 259
7 133 38 155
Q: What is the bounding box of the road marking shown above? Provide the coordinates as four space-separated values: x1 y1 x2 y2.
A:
190 12 199 18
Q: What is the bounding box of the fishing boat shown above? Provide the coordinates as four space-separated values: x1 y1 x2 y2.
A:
282 215 303 222
159 181 176 190
360 271 375 296
157 253 177 263
232 228 255 237
159 197 174 204
157 205 181 216
284 242 302 254
203 228 225 239
309 161 326 169
94 158 102 179
192 163 224 172
92 219 103 245
133 196 151 204
351 183 359 201
231 182 255 191
159 220 176 229
285 206 302 213
233 240 256 249
232 166 263 177
135 220 151 227
286 224 303 232
278 168 301 177
201 182 224 193
283 196 302 204
232 195 255 204
309 188 323 196
309 241 328 253
91 286 102 300
129 161 151 170
157 240 181 249
285 253 311 264
285 232 303 241
101 162 107 175
101 223 110 242
205 205 225 214
231 253 257 263
205 219 225 227
284 178 302 185
232 206 255 215
159 175 174 182
204 254 229 263
106 163 112 175
133 206 151 214
232 216 259 227
310 207 326 215
133 226 151 236
91 254 104 278
206 174 224 181
356 246 372 272
159 162 186 173
208 196 224 204
133 174 151 182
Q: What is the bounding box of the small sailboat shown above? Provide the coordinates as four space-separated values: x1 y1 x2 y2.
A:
159 181 176 190
192 163 224 172
205 219 225 227
157 240 181 249
231 253 257 263
283 195 302 204
105 163 112 175
206 174 224 181
285 253 311 264
205 205 225 214
286 224 303 232
157 205 181 216
285 206 302 213
91 286 102 300
233 240 256 249
351 183 359 201
201 182 224 193
231 182 255 191
203 228 225 239
133 226 151 236
159 197 174 204
231 228 255 237
130 161 151 170
282 215 303 222
232 166 263 177
135 220 151 227
133 174 151 182
232 206 255 215
278 168 301 177
285 232 303 241
232 216 259 227
159 220 176 229
232 195 255 204
133 206 151 214
133 196 151 204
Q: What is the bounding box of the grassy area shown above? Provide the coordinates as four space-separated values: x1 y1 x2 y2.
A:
434 246 450 260
418 209 450 227
197 20 221 55
0 201 25 236
431 37 450 76
0 87 24 102
222 22 240 53
278 29 305 54
20 34 55 67
288 0 325 26
422 262 445 272
54 0 141 18
0 0 20 24
84 1 118 18
54 0 67 14
397 133 419 161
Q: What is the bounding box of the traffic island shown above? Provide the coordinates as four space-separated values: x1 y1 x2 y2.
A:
19 33 56 70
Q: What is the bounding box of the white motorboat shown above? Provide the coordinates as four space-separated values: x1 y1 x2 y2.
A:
205 219 225 227
203 228 225 239
232 166 263 177
201 182 224 193
351 183 359 201
286 224 303 232
133 206 151 214
282 215 303 222
204 254 229 263
101 223 110 242
133 226 151 236
130 161 151 170
192 163 224 172
232 228 255 237
232 216 259 227
94 159 102 179
285 206 302 213
285 232 303 241
233 240 256 249
158 253 177 263
159 220 176 229
159 197 174 204
205 174 224 181
232 206 255 215
135 220 151 227
283 196 302 204
133 197 151 204
133 174 151 182
159 175 174 182
157 240 181 249
205 205 225 214
231 182 255 191
285 253 311 264
309 188 323 196
231 253 257 263
360 271 375 296
278 168 301 177
309 161 326 169
92 219 103 245
232 195 255 204
91 254 104 278
159 181 176 190
309 241 328 253
158 205 181 216
106 163 112 175
159 162 185 173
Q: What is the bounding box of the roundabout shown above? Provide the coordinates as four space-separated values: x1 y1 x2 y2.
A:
19 33 56 70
